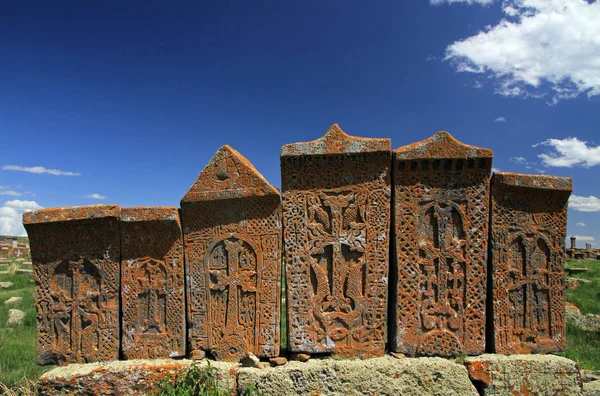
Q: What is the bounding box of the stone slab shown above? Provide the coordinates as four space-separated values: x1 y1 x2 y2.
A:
490 172 572 354
282 124 391 358
181 145 282 361
465 354 582 395
37 359 238 396
120 206 186 359
23 205 121 365
391 131 492 357
237 356 477 395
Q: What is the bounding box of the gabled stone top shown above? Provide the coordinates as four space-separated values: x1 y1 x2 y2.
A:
120 206 180 223
181 145 279 203
492 172 573 191
280 124 391 157
394 131 493 160
23 204 121 225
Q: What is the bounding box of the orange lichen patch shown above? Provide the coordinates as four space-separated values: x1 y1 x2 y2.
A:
23 205 121 365
490 173 572 354
280 123 391 157
181 145 279 203
120 207 185 360
181 146 282 362
391 132 491 357
120 206 180 222
394 131 493 160
566 301 581 315
282 126 391 358
23 204 120 224
492 172 573 191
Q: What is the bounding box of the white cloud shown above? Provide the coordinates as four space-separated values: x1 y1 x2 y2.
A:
569 195 600 212
510 156 535 169
576 222 586 227
0 199 43 236
431 0 495 5
2 165 80 176
494 116 506 122
84 193 106 200
492 167 501 173
0 187 21 196
444 0 600 103
571 235 595 242
534 137 600 168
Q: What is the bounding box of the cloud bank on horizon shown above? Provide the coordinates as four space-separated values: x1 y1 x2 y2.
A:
438 0 600 103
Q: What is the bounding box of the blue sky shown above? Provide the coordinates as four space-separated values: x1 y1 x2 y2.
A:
1 0 599 244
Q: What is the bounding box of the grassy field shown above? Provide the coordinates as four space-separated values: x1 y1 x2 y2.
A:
556 259 600 370
0 258 52 388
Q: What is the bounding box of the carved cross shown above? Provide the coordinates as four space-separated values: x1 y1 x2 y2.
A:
210 238 257 329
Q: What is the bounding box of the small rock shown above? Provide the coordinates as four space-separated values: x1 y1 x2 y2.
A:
7 309 25 326
566 302 581 319
0 282 13 289
241 352 261 367
4 296 23 305
269 357 288 366
189 350 206 360
567 267 590 274
15 269 33 276
256 362 270 369
296 353 310 362
566 278 581 289
390 352 406 359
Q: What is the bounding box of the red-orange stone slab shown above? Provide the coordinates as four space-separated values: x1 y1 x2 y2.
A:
391 132 492 357
23 205 121 365
281 124 391 358
490 172 572 354
181 145 282 362
120 207 185 359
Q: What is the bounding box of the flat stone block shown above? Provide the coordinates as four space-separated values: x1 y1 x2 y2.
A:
392 131 492 357
23 204 121 365
181 145 282 361
37 359 237 396
237 356 477 395
490 173 571 354
120 206 186 359
282 124 391 358
465 354 582 395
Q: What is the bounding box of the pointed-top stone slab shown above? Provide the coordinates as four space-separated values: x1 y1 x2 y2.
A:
181 145 279 203
395 131 493 160
280 124 390 157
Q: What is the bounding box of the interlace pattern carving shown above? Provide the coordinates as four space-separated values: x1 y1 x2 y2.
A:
392 132 491 357
490 173 571 354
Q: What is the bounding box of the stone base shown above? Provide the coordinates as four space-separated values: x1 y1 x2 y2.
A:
465 354 583 396
38 355 585 395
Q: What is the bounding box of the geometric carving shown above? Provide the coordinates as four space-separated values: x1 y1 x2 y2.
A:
490 172 572 354
120 207 185 359
391 131 492 357
181 145 282 361
281 124 391 358
23 205 121 365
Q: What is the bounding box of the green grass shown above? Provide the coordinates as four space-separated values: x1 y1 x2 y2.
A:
0 258 52 388
556 259 600 370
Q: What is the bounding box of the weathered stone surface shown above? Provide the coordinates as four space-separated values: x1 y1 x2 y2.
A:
269 356 288 366
23 205 121 365
37 359 237 396
584 380 600 396
15 268 33 276
391 131 492 357
490 173 572 354
465 354 582 395
282 124 391 358
237 356 477 395
181 145 282 362
120 206 185 359
4 296 22 305
0 281 13 289
7 308 25 325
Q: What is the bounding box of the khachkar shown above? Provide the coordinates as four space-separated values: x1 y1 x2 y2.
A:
120 207 185 359
489 172 572 354
391 132 492 357
181 145 282 362
23 205 121 365
281 124 391 358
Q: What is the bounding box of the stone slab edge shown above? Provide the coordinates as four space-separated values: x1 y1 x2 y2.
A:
492 172 573 191
23 205 121 224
